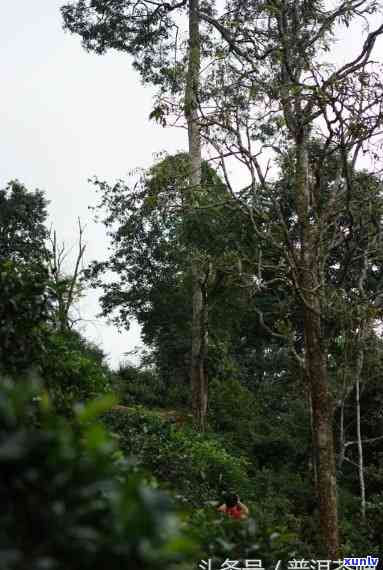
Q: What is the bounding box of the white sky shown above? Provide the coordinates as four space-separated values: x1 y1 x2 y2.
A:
0 1 186 369
1 2 382 369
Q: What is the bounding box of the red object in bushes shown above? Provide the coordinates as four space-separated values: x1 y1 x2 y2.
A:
226 505 242 519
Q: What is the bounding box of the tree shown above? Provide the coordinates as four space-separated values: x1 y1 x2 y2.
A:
0 260 51 375
327 169 383 519
0 181 51 375
61 0 212 429
192 2 383 555
84 153 250 402
185 0 206 429
0 180 49 264
47 219 87 332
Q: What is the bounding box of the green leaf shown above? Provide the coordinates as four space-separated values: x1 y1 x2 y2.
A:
76 394 118 424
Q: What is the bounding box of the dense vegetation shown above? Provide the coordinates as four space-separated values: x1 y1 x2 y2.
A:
1 159 382 566
2 0 383 566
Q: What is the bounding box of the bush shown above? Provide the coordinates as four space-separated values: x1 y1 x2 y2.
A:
114 363 166 407
186 508 306 566
103 406 252 505
0 378 193 569
41 329 112 414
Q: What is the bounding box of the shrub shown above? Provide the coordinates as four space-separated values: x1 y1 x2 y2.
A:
114 363 166 407
41 329 112 414
186 508 306 566
103 406 252 505
0 378 193 569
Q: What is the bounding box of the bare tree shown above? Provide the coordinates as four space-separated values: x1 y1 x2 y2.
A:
47 218 86 331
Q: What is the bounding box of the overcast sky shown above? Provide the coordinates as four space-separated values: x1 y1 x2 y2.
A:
1 1 187 369
1 3 382 369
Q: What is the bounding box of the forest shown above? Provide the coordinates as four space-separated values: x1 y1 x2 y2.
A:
1 0 383 568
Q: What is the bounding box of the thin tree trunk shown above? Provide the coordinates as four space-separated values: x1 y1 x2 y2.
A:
295 133 339 557
355 325 366 520
355 250 369 519
200 271 209 427
185 0 207 431
338 399 345 469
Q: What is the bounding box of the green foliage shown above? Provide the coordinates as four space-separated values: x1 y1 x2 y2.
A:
0 180 49 263
208 378 258 453
250 394 310 472
0 260 51 375
84 152 252 397
114 362 166 407
0 181 51 375
61 1 187 93
60 1 383 555
252 467 321 552
208 377 310 470
338 489 383 553
41 329 112 414
187 509 306 566
205 339 241 386
207 377 320 552
103 407 252 504
0 378 193 570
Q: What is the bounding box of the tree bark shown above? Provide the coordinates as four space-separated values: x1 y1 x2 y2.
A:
307 385 318 494
295 133 339 557
185 0 207 431
304 305 339 557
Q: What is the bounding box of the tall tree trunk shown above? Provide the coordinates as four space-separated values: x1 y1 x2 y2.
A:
304 307 338 557
185 0 207 430
295 133 339 557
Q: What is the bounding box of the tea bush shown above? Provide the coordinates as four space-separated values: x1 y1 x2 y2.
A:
103 406 252 504
0 378 193 570
186 508 307 566
114 363 166 407
41 329 112 414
